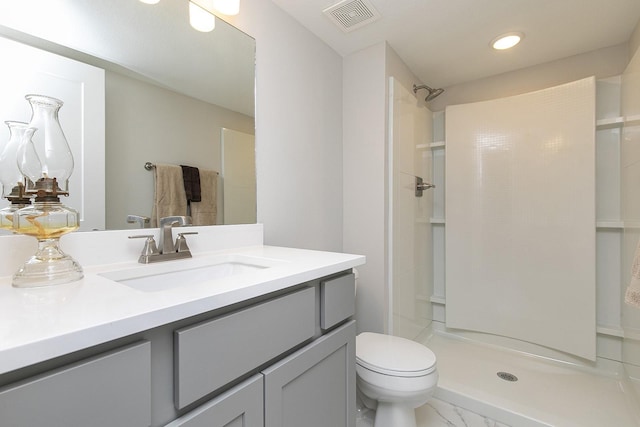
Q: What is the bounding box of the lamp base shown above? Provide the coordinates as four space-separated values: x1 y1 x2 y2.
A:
12 238 83 288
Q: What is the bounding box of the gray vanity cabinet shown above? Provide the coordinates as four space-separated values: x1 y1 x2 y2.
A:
171 272 357 427
0 270 356 427
0 341 151 427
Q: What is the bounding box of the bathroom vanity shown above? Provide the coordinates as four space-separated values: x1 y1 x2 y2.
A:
0 225 364 427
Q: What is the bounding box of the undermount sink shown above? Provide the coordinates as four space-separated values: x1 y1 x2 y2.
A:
99 254 281 292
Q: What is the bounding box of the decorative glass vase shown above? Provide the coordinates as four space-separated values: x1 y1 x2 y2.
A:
0 121 31 230
18 95 74 194
12 200 82 287
12 95 83 288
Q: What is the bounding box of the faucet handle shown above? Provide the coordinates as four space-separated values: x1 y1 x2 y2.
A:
129 235 159 257
175 232 198 253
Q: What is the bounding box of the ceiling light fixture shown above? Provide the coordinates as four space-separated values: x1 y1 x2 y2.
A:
491 32 524 50
189 1 216 32
212 0 240 16
139 0 161 4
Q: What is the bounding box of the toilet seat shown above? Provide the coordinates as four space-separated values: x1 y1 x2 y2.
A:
356 332 436 377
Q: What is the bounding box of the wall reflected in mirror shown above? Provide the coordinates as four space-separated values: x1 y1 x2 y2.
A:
0 0 256 234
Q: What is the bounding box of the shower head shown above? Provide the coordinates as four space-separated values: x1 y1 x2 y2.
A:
413 84 444 102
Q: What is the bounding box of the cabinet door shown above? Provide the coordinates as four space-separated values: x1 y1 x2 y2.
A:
263 320 356 427
165 374 263 427
0 341 151 427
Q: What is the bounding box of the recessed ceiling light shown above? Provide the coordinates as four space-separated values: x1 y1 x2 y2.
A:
491 32 524 50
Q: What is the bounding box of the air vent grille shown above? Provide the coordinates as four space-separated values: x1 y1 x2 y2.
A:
323 0 381 33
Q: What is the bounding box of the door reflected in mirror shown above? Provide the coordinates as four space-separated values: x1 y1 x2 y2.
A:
0 0 256 233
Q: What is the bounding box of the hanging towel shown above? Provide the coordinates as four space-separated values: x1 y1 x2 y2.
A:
180 165 202 203
151 164 188 227
625 237 640 308
190 169 217 225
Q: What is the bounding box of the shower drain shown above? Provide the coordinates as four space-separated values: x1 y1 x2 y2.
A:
497 371 518 382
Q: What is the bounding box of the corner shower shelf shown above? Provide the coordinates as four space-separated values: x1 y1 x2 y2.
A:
596 116 624 129
430 296 446 305
430 218 446 224
596 325 625 338
625 114 640 126
596 221 624 229
429 141 445 149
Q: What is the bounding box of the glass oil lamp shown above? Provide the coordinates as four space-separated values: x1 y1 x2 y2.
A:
12 94 83 288
0 121 31 230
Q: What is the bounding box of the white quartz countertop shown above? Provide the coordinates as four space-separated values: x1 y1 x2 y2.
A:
0 244 365 375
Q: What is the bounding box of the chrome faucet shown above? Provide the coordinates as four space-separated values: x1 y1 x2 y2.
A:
127 215 150 228
159 216 191 254
129 216 198 264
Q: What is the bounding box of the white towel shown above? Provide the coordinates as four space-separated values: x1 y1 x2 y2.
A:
625 238 640 308
190 169 217 225
151 164 188 227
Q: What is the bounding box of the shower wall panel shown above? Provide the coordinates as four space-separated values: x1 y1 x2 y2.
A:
389 77 433 339
445 77 596 360
621 45 640 371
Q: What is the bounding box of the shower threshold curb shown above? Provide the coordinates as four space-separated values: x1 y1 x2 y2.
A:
434 386 552 427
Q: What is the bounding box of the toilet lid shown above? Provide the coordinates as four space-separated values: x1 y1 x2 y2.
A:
356 332 436 377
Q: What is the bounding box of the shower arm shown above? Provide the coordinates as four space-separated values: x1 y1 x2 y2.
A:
413 83 444 102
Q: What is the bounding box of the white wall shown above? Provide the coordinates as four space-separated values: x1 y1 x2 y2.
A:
227 1 344 252
343 43 387 334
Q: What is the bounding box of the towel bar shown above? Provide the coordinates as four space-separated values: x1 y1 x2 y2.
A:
145 162 219 175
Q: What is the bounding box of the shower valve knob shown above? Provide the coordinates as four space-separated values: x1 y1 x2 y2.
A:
415 176 435 197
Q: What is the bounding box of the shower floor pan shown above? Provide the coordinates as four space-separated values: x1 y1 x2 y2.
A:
422 332 640 427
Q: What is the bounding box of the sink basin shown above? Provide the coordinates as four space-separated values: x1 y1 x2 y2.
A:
99 254 280 292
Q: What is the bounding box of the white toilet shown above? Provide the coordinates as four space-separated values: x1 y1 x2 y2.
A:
356 332 438 427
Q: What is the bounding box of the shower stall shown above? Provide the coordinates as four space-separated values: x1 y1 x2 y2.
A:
387 71 640 425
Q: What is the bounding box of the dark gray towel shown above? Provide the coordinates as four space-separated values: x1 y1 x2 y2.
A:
180 165 201 203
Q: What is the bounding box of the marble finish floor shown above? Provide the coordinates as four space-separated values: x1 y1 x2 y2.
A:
356 398 511 427
424 332 640 426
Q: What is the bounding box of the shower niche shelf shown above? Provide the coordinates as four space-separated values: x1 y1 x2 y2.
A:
596 116 624 129
416 141 445 149
595 221 624 229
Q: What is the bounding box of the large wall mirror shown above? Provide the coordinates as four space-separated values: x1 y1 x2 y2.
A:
0 0 256 233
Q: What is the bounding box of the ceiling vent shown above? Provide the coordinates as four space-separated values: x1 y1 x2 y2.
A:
323 0 381 33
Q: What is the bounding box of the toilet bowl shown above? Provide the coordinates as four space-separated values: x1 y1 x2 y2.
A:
356 332 438 427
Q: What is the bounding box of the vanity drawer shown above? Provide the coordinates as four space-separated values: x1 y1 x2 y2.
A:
0 341 151 427
175 286 316 409
320 273 355 330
